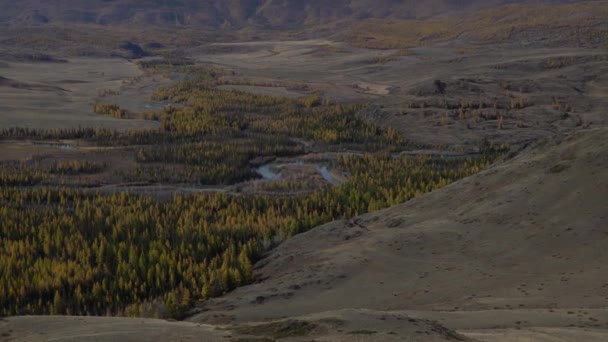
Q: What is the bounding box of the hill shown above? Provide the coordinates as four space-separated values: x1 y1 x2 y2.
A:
1 1 604 59
0 0 578 29
345 1 608 49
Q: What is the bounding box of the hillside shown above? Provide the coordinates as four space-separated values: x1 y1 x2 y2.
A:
346 1 608 49
0 1 604 60
189 126 608 340
0 0 576 29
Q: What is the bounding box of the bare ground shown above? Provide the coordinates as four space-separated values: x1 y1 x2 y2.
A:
0 316 227 342
0 58 159 130
1 310 476 342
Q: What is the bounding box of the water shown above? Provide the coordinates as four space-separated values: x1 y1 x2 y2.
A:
317 165 339 185
143 102 166 109
256 162 340 185
142 84 160 94
32 142 78 151
256 165 282 180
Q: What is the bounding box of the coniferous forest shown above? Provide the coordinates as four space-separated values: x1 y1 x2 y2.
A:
0 63 508 319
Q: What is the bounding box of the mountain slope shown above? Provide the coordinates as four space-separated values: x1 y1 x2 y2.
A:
0 0 578 29
346 1 608 48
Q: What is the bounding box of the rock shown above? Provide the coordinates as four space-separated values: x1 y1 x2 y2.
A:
118 41 146 59
432 79 447 94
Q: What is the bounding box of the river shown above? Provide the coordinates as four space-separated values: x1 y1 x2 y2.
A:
256 162 341 185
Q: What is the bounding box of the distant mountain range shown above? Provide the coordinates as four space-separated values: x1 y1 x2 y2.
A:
0 0 577 29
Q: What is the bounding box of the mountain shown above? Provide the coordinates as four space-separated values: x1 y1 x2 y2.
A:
0 0 578 30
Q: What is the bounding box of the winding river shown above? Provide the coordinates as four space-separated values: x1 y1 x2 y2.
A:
32 142 79 151
255 164 282 181
255 162 340 185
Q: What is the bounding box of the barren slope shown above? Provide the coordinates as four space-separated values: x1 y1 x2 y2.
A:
0 0 572 28
1 311 474 341
190 126 608 340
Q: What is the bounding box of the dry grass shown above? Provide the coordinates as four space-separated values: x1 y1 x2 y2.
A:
0 57 159 130
234 320 317 339
344 2 608 49
0 25 252 57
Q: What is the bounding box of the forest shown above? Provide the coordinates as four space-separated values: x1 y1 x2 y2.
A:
0 64 508 319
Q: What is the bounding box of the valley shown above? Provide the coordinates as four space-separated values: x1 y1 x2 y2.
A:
0 1 607 341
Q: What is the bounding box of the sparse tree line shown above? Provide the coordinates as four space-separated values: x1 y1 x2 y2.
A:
211 78 311 91
138 60 309 91
402 94 538 130
93 103 128 119
0 160 106 186
407 97 532 111
0 127 221 147
146 73 411 150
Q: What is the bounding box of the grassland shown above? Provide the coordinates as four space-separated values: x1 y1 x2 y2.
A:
0 57 159 130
